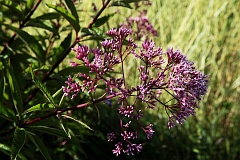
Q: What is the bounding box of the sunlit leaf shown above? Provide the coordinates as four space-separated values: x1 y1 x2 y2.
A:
0 101 17 122
26 0 34 12
1 1 24 20
25 103 55 114
58 66 90 75
26 20 58 35
3 24 45 64
121 0 148 2
110 1 132 9
81 27 106 41
30 66 57 108
92 13 115 28
50 31 72 63
64 0 79 22
34 13 60 20
46 4 80 33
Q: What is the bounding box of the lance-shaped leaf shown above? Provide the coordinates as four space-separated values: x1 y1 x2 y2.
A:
25 103 55 114
58 66 90 75
57 115 71 139
11 127 26 160
6 65 23 121
0 101 17 122
1 1 24 20
28 126 70 139
92 13 115 28
0 143 27 160
47 4 80 33
30 67 57 108
26 20 58 35
64 0 79 22
3 24 45 64
28 133 53 160
34 13 60 20
50 31 72 63
110 1 132 9
0 72 5 104
62 115 94 131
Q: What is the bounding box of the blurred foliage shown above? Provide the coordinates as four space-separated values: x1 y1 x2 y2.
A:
0 0 239 160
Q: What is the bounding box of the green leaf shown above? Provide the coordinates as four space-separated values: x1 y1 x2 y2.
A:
25 103 55 114
0 143 27 160
92 13 115 28
46 4 80 33
0 101 17 122
52 88 63 99
3 24 45 64
81 27 106 41
26 20 58 35
50 31 72 62
29 66 57 108
1 1 24 20
62 115 94 131
28 133 53 160
34 13 60 20
60 31 72 53
80 27 92 37
91 27 106 37
58 66 90 75
121 0 148 2
110 1 132 9
0 72 5 102
11 127 26 160
64 0 79 22
28 126 70 139
58 116 71 139
26 0 35 11
6 65 23 121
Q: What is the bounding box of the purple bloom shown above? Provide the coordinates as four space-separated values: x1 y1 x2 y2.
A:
112 142 123 156
62 76 81 99
119 105 134 117
72 45 89 60
63 25 208 156
121 131 138 140
144 124 154 139
123 144 142 155
166 48 208 127
122 10 158 40
123 121 131 128
107 132 116 142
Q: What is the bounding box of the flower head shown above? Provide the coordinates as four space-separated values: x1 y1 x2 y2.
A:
63 25 208 156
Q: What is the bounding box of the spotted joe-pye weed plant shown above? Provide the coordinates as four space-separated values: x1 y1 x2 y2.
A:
63 15 208 155
0 0 208 158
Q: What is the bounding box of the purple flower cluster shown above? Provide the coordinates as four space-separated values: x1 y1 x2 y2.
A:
166 48 208 128
112 142 142 156
62 76 80 99
122 10 158 40
63 25 208 156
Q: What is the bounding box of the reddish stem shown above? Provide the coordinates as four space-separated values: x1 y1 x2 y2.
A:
0 93 121 137
88 0 111 29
